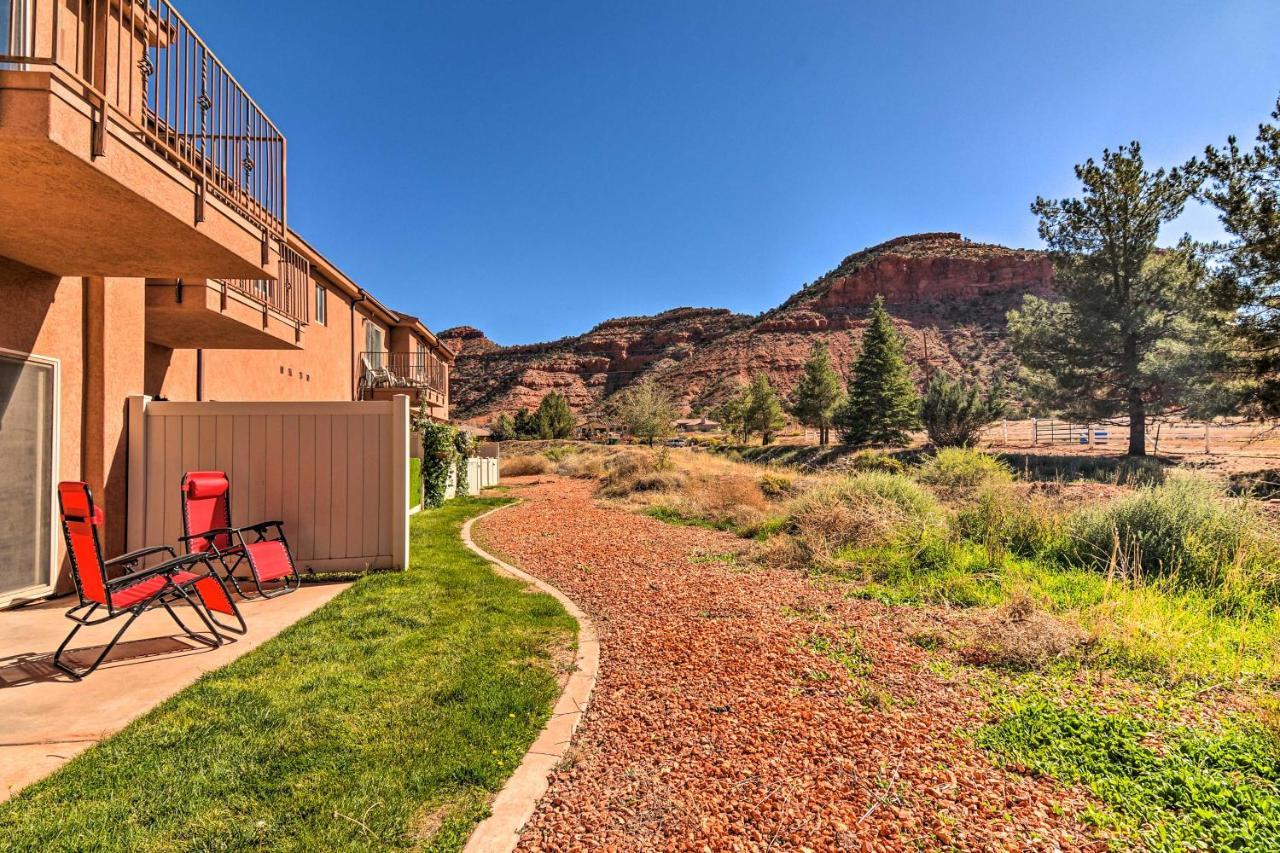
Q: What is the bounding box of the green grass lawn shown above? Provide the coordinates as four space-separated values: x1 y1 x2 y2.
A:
410 456 422 509
0 496 576 852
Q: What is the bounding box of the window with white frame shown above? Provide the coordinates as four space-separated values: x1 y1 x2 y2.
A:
314 282 327 325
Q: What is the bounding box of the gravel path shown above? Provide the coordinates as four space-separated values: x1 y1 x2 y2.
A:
474 477 1101 851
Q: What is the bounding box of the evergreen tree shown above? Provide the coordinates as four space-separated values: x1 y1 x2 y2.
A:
1009 143 1225 456
535 392 576 439
489 413 516 442
612 379 677 446
790 340 845 445
1197 95 1280 415
834 296 920 445
512 408 538 440
742 372 786 444
711 390 750 444
920 372 1007 447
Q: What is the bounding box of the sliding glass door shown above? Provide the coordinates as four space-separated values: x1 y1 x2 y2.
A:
0 350 57 605
1 0 33 71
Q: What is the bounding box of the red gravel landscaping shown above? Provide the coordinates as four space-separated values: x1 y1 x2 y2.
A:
473 476 1106 852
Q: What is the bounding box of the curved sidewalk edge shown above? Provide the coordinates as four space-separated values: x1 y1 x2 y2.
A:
460 503 600 853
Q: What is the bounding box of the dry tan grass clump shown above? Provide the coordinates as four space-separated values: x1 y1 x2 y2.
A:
757 532 808 570
557 452 607 479
599 450 688 498
783 474 942 565
959 590 1089 670
757 471 797 499
679 473 771 532
501 454 553 477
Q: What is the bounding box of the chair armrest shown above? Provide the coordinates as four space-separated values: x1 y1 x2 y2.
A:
105 544 176 566
179 527 237 544
107 553 207 589
244 520 284 531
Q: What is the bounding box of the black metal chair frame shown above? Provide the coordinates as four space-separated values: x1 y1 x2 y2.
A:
55 548 238 681
180 523 302 599
180 474 302 600
55 494 244 680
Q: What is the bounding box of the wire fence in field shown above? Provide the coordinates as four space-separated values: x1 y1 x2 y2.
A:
978 418 1280 458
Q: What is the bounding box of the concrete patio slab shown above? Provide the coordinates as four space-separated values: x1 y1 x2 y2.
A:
0 581 350 802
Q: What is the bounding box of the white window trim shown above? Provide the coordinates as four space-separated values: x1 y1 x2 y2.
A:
314 282 327 325
0 346 60 607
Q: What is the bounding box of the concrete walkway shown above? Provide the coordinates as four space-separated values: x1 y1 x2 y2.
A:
0 581 349 801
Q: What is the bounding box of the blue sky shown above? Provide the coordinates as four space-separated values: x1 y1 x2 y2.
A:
188 1 1280 344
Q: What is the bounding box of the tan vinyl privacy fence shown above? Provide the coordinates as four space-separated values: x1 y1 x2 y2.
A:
127 396 410 573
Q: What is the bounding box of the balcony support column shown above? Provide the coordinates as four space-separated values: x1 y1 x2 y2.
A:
82 276 146 557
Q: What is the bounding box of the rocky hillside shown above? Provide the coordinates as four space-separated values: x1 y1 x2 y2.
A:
443 233 1053 422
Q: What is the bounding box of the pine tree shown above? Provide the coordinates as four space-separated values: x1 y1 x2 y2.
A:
711 390 750 444
490 413 515 441
834 296 920 445
512 408 538 439
1009 143 1226 456
743 373 786 445
1197 95 1280 416
534 392 576 439
920 372 1007 447
790 340 845 445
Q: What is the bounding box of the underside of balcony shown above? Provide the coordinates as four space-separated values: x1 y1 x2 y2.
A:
145 279 302 350
0 70 274 280
361 385 447 410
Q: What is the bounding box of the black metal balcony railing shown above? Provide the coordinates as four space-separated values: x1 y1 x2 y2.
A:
1 0 285 237
219 242 310 325
359 351 448 396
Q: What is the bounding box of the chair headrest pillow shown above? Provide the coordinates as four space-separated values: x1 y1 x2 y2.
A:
184 471 229 500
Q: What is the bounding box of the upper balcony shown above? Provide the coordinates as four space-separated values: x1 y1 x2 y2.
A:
358 351 449 415
0 0 285 280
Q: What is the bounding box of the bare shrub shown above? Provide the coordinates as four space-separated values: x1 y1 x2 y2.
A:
621 471 687 495
501 454 553 477
960 590 1088 670
757 533 807 570
603 451 655 480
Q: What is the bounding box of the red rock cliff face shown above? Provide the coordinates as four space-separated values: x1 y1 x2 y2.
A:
445 308 751 420
439 325 499 357
448 234 1053 422
815 253 1052 309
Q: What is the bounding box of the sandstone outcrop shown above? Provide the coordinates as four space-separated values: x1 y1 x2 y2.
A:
447 234 1052 422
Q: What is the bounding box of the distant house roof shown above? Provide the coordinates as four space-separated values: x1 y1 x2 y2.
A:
674 418 720 427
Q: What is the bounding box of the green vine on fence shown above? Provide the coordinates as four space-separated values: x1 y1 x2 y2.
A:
418 419 458 509
454 430 476 496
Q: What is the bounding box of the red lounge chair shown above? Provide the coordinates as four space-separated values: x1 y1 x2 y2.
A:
54 481 245 680
180 471 302 599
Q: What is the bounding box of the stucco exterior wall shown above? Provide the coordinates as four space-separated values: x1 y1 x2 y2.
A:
1 261 145 589
0 258 85 498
